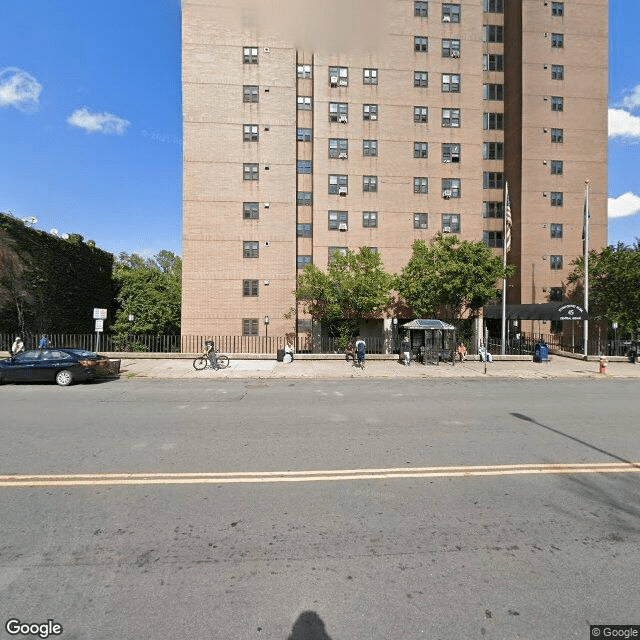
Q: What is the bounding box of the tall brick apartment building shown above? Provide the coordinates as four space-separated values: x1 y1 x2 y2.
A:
181 0 608 345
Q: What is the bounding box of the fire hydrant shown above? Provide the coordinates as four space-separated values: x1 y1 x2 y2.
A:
599 356 608 374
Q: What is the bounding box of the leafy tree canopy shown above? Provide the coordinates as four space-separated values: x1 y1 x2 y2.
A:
397 234 515 319
567 240 640 335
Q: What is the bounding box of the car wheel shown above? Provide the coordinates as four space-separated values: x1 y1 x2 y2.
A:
55 370 73 386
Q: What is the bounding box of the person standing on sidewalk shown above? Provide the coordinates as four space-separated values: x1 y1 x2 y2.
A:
355 336 366 370
401 336 411 366
11 337 25 355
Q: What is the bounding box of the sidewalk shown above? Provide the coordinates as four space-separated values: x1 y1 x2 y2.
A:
116 355 640 381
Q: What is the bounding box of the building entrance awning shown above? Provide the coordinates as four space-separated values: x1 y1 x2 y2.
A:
483 303 588 321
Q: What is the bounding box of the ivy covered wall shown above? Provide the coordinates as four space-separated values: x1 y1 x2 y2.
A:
0 213 115 334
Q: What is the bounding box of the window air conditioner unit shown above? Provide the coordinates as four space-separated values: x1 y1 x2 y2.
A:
443 158 451 163
339 79 348 86
338 187 348 196
264 279 271 285
370 114 377 120
264 202 270 208
443 15 451 22
330 76 339 86
443 189 452 198
338 223 348 231
443 226 452 233
338 115 348 123
338 153 348 159
451 49 460 58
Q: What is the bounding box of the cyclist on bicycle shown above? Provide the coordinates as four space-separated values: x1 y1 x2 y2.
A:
205 340 218 369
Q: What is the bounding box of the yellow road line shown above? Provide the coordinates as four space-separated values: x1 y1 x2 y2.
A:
0 462 638 487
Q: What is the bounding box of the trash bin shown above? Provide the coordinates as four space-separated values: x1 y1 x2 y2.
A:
276 348 285 362
534 342 549 363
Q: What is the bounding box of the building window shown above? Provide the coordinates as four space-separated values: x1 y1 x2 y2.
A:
483 54 504 71
551 2 564 16
550 223 563 238
413 106 428 123
550 160 563 175
483 230 503 248
297 192 312 206
363 68 378 85
414 213 428 229
483 142 504 160
414 71 428 87
243 85 259 102
550 287 563 302
550 255 563 270
551 128 564 143
363 140 378 156
483 25 504 43
550 192 563 206
442 178 461 198
297 223 312 237
413 177 428 194
551 96 564 111
483 84 504 101
329 102 348 122
442 143 460 163
329 138 348 159
551 33 564 48
243 47 258 64
243 241 259 258
243 202 259 219
363 104 378 121
483 201 504 218
297 128 312 141
442 38 461 58
483 171 504 189
297 96 312 110
484 0 504 13
483 112 504 130
551 64 564 80
297 160 312 174
329 66 349 86
243 124 259 142
442 4 461 22
297 255 312 270
243 279 259 296
414 142 429 158
414 1 428 17
363 211 378 228
414 36 428 52
442 74 461 93
329 175 348 195
243 163 259 180
328 247 348 261
297 64 312 79
329 210 348 230
363 176 378 192
442 108 461 127
442 214 461 233
243 318 259 335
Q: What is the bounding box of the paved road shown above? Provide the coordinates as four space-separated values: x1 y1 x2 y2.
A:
1 379 639 639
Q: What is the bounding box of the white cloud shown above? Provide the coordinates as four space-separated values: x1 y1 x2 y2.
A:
621 85 640 111
67 106 130 135
608 108 640 140
608 192 640 219
0 67 42 112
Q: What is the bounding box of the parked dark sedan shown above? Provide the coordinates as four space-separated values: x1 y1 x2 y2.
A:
0 348 116 386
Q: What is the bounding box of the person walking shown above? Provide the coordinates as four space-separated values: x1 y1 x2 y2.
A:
11 337 25 355
401 336 411 366
38 335 49 349
355 336 366 370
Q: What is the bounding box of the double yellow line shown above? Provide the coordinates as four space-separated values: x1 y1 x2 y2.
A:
1 462 639 488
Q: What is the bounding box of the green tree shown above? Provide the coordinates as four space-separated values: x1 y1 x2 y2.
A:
294 247 395 347
567 241 640 336
111 251 182 343
397 234 515 320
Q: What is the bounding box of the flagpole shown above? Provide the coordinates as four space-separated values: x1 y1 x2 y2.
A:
501 182 511 355
583 180 589 359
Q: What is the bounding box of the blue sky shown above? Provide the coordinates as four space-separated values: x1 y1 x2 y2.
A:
1 0 638 258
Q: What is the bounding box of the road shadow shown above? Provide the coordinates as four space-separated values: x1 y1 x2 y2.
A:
286 611 333 640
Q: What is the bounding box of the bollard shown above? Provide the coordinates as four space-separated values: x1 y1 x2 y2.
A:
598 356 607 375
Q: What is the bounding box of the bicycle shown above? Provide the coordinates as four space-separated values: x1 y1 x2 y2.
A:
193 341 230 370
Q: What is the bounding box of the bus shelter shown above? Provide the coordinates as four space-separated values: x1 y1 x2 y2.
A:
401 319 457 366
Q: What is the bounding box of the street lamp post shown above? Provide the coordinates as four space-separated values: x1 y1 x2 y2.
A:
264 315 270 350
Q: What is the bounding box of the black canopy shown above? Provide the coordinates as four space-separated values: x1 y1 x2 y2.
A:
483 302 588 321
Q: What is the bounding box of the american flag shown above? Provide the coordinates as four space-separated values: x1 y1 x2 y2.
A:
504 181 512 254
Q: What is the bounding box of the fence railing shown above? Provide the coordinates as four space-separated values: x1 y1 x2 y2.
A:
487 333 633 357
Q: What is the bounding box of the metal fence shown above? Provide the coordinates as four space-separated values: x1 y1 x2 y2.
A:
487 333 633 357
